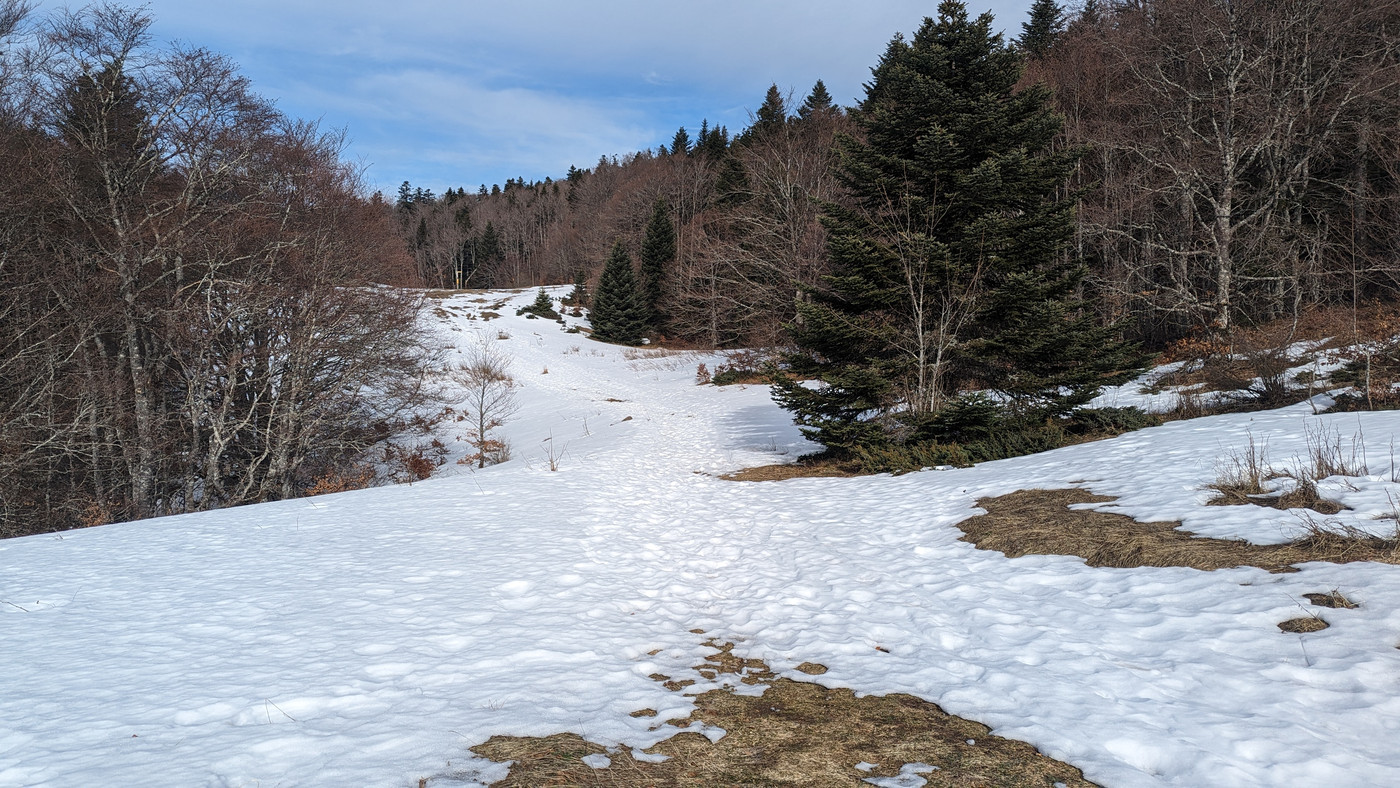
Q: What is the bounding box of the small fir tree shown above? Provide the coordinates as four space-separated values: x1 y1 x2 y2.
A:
589 241 647 345
517 287 559 320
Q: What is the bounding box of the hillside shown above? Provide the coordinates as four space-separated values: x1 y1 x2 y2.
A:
3 288 1400 787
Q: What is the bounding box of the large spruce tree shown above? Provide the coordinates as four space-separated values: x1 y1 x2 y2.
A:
639 199 675 332
773 0 1147 456
590 240 647 345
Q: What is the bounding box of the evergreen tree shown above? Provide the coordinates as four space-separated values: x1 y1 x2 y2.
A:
60 59 153 205
798 80 836 120
589 241 647 345
773 1 1147 456
564 269 590 307
517 287 560 320
749 84 787 139
670 126 691 156
639 199 675 330
1077 0 1101 28
695 120 730 159
1018 0 1065 58
462 221 502 288
396 180 413 211
413 216 428 250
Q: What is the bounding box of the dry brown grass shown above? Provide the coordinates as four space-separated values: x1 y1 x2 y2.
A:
722 461 860 483
1278 616 1329 633
959 488 1400 572
1207 478 1346 515
461 641 1095 788
1205 424 1366 515
1303 590 1357 609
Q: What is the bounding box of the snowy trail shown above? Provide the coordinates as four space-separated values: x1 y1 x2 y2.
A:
4 288 1400 787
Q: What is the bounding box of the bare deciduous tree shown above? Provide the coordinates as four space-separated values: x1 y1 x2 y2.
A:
454 340 518 469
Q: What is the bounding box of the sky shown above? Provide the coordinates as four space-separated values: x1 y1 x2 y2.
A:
43 1 1038 196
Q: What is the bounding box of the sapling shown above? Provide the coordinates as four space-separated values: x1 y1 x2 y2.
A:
454 341 519 468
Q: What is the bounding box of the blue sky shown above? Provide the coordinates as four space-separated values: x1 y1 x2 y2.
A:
65 1 1038 196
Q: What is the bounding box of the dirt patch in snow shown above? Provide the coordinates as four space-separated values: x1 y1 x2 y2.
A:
461 641 1095 787
959 488 1400 571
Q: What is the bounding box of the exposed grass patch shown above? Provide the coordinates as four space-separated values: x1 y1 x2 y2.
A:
1207 478 1346 515
1303 590 1357 609
463 641 1095 787
722 460 859 482
1278 616 1329 633
959 488 1400 571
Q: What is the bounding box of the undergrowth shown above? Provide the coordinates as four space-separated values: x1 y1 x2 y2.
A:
850 406 1161 475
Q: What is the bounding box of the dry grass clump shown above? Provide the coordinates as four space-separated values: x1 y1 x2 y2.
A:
1206 425 1366 515
960 488 1400 572
1303 590 1357 609
460 641 1095 788
1278 616 1329 633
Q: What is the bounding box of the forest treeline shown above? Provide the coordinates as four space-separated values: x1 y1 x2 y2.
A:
0 2 429 535
397 81 846 348
399 0 1400 349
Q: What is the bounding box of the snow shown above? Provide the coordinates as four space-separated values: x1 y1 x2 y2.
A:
865 762 937 787
3 286 1400 787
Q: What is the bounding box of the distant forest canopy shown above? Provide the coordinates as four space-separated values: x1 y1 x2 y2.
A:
397 0 1400 349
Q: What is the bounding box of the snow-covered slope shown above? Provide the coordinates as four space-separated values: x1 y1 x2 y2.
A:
3 288 1399 787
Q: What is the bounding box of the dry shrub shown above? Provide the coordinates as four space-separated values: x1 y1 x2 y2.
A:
1208 433 1273 503
459 641 1094 788
1161 334 1232 366
305 465 376 496
457 438 511 468
1206 428 1359 515
383 440 447 483
1161 388 1218 421
1299 422 1368 479
959 488 1400 572
1157 323 1316 408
